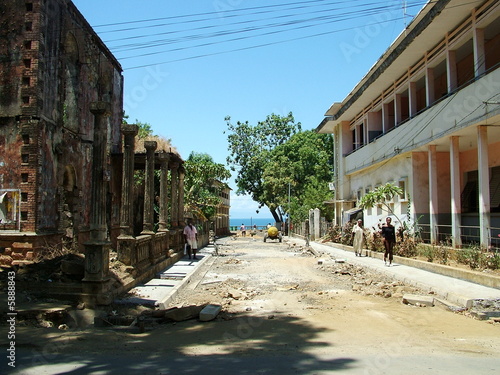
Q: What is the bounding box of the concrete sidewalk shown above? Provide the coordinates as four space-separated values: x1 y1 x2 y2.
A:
115 244 217 309
116 237 499 312
302 239 499 308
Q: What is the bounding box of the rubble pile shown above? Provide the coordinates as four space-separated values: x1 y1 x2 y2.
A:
318 261 425 299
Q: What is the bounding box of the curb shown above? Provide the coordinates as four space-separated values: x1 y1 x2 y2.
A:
156 250 213 310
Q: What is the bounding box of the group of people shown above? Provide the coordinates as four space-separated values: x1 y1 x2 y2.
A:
184 216 397 266
351 216 396 267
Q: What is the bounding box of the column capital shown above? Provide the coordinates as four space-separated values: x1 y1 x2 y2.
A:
144 140 158 151
90 101 111 116
121 124 138 136
158 152 171 163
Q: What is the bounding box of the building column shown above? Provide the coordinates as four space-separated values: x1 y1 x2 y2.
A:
83 101 112 304
117 124 138 266
446 49 457 93
428 145 439 244
119 125 138 237
177 167 185 227
477 125 490 248
382 102 391 132
473 26 485 77
450 136 462 248
158 153 170 232
170 162 179 228
409 81 417 117
394 93 402 126
426 67 435 107
141 141 157 235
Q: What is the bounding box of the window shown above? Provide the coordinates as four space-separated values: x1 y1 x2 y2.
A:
22 77 30 86
21 193 28 202
21 173 29 183
398 178 408 202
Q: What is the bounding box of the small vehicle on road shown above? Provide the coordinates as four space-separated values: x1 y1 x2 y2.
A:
264 226 282 242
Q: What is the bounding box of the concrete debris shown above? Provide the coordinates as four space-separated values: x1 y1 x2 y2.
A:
199 304 222 321
402 294 435 307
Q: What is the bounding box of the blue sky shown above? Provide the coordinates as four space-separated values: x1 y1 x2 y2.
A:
71 0 420 218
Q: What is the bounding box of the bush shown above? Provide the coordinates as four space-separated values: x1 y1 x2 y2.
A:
395 237 418 258
419 244 435 262
367 231 384 252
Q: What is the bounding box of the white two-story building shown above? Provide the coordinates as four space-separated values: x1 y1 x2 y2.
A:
317 0 500 249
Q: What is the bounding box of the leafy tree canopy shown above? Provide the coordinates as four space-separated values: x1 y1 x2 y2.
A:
262 130 334 222
226 113 334 223
184 152 231 221
225 112 302 222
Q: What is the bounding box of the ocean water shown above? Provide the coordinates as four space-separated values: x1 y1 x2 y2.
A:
230 217 275 229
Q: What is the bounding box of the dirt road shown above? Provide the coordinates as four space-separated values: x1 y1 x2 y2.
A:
4 235 500 374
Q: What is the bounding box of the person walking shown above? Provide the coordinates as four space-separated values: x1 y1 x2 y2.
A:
183 219 198 260
240 223 246 237
379 216 396 266
351 219 366 257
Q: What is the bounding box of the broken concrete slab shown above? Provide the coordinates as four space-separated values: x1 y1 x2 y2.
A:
199 304 222 322
159 305 207 322
402 294 434 307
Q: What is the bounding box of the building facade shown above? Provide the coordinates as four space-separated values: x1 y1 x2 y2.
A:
0 0 123 249
317 0 500 249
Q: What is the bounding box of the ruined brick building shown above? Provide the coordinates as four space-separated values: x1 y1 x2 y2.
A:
0 0 189 303
0 0 124 250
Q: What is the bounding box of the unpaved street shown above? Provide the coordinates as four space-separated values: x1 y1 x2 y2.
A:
5 235 500 374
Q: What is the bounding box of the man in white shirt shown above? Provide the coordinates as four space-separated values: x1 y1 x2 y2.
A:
183 219 198 260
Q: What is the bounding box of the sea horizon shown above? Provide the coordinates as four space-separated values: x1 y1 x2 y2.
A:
229 217 275 228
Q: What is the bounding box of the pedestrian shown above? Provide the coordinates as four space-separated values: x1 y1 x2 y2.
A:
183 218 198 260
351 219 366 257
240 223 246 237
379 216 396 266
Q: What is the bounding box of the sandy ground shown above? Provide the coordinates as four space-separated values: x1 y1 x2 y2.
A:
2 235 500 374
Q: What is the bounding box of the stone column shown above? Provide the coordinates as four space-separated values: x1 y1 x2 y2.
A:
170 162 179 228
177 167 185 227
428 145 438 244
141 141 157 235
83 101 112 305
119 125 138 237
158 153 170 232
117 124 138 265
450 136 462 248
477 125 490 249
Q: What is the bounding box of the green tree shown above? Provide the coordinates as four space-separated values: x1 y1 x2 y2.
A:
225 112 302 223
262 130 334 222
184 152 231 221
